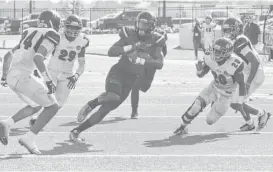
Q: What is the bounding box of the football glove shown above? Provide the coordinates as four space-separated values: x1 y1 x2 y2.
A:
45 80 56 94
195 60 204 72
67 74 79 89
1 77 7 87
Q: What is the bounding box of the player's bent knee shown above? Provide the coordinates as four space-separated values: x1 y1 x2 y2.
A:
99 92 121 105
46 103 59 111
188 97 206 115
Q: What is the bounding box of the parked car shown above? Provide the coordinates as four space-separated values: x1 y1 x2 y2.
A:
97 10 142 30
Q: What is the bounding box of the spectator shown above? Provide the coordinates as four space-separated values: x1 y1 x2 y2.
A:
244 15 261 50
192 19 205 60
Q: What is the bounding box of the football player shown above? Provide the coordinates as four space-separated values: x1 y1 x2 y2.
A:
201 16 216 54
130 26 167 119
29 14 89 126
174 37 247 135
0 10 61 154
70 11 166 141
222 17 271 132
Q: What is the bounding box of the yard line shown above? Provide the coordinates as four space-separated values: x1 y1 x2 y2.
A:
0 115 258 118
1 154 273 158
0 92 272 97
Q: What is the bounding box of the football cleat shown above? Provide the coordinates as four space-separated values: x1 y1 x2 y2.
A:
239 122 255 132
173 124 188 136
18 138 41 155
131 111 139 119
0 121 10 145
256 111 271 132
77 104 93 123
69 129 85 142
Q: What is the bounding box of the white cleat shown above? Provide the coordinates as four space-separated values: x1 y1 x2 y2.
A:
77 104 93 123
69 130 85 142
256 111 271 132
18 137 41 155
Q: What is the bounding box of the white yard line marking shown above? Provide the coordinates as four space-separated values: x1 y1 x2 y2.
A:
0 115 260 118
1 154 273 158
20 131 273 134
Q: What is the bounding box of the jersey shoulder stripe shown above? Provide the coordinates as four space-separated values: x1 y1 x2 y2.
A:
44 30 60 46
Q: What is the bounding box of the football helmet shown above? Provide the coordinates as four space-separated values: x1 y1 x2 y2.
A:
37 10 61 32
64 14 82 37
222 17 243 40
212 37 233 62
135 11 156 37
205 16 212 24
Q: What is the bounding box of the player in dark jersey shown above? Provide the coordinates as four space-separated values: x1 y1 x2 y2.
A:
130 27 167 119
222 17 271 132
70 11 166 142
0 10 61 154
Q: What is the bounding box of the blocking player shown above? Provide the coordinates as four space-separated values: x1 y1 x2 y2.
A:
29 14 89 126
0 10 61 154
130 26 167 119
201 16 216 53
222 17 271 132
174 37 247 135
71 11 166 141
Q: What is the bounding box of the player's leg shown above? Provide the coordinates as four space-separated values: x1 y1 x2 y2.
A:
174 83 214 135
206 95 231 125
71 69 135 141
131 76 140 119
77 64 122 122
244 69 270 131
11 74 59 154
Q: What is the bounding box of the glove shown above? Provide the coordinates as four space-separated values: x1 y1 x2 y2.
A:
45 80 56 94
67 74 79 89
1 77 7 87
128 51 145 65
195 60 204 72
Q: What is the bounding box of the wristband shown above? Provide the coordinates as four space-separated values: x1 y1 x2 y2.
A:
41 71 51 82
135 57 145 65
123 45 133 52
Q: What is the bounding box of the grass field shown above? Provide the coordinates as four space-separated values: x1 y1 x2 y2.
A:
0 34 273 171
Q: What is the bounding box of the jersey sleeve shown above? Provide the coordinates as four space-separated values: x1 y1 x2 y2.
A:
44 30 60 47
152 32 167 47
83 36 90 48
226 56 244 75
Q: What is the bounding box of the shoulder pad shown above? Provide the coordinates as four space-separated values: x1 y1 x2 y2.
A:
119 26 134 39
234 36 249 52
154 28 168 40
44 30 60 46
152 31 167 46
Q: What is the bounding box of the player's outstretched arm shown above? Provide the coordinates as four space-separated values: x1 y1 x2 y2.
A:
196 62 210 78
33 31 60 94
108 38 128 57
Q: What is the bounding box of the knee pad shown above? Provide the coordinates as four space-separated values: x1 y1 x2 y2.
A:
98 92 121 105
182 97 206 124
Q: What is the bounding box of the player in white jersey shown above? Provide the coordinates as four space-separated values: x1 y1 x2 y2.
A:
202 16 216 51
0 10 61 154
29 14 89 126
222 17 270 132
174 37 247 135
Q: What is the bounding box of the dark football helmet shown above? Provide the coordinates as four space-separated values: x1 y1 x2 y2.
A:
135 11 156 37
222 17 243 40
212 37 234 62
64 14 82 38
37 10 61 32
